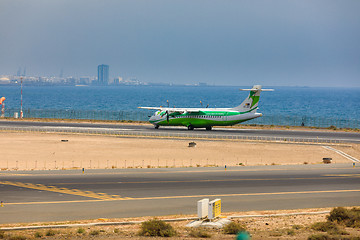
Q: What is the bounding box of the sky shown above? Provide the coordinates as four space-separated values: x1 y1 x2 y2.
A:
0 0 359 87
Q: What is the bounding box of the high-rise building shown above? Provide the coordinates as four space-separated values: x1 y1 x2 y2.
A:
97 64 109 85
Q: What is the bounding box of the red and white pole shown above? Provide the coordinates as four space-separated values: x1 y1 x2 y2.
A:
20 77 23 118
1 102 4 118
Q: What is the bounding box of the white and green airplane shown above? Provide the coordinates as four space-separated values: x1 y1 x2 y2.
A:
139 85 273 130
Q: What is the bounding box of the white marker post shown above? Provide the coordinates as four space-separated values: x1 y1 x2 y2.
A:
197 198 209 219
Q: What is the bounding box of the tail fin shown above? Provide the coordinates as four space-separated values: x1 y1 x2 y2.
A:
231 85 273 112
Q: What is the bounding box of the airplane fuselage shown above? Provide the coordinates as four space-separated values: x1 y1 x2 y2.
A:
149 108 262 129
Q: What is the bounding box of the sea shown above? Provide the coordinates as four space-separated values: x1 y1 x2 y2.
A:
0 85 359 128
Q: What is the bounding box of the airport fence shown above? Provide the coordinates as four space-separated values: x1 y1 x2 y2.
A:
0 125 345 144
1 108 360 129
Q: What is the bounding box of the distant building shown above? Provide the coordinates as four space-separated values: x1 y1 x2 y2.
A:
79 77 90 85
113 77 123 85
117 77 144 85
66 77 76 85
97 64 109 85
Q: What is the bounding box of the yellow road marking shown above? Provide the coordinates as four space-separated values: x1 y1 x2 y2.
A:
0 173 31 176
132 189 360 201
2 189 360 206
323 174 360 177
0 181 128 200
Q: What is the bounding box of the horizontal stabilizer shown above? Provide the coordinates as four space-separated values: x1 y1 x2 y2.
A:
240 85 274 92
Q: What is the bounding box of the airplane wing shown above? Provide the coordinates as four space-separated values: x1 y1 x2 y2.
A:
138 107 202 113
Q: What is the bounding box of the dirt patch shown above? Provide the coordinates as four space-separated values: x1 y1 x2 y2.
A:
0 132 357 171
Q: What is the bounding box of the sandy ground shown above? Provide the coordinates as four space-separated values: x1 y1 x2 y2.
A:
0 132 357 171
1 207 360 239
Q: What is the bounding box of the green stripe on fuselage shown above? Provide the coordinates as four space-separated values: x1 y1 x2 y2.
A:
149 109 258 128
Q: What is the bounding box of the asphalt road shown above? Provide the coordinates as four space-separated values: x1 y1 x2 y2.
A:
0 120 360 143
1 164 360 224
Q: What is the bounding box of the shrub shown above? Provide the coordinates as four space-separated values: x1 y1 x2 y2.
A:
308 233 332 240
311 221 348 235
329 125 337 130
287 229 295 236
90 230 100 236
331 228 349 235
349 220 360 228
8 236 27 240
45 229 56 236
34 232 43 238
77 228 85 234
0 231 4 239
328 207 360 228
114 228 120 233
223 221 246 235
139 219 176 237
292 224 302 230
269 231 283 237
189 228 212 238
312 222 339 232
328 207 351 222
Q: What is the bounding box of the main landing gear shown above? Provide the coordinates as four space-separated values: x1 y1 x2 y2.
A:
206 126 212 131
155 125 159 129
187 125 194 130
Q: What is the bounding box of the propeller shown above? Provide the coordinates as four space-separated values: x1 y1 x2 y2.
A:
166 100 169 122
160 110 170 122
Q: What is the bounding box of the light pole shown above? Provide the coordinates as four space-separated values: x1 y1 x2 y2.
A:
20 77 23 118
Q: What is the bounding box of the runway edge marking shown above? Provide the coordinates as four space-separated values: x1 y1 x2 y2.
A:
323 146 360 163
0 181 129 200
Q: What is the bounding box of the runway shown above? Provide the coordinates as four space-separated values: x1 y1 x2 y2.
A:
1 164 360 224
0 120 360 143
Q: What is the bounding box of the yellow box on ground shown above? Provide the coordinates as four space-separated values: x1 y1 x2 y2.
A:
208 198 221 220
